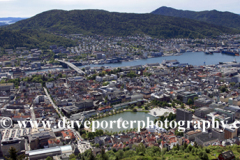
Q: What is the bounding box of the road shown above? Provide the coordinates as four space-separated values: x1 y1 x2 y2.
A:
30 105 36 121
44 87 83 142
44 87 63 119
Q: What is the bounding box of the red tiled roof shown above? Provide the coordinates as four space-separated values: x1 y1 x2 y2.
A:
148 138 155 142
13 115 30 118
105 69 111 72
169 137 177 144
98 106 112 111
61 130 75 139
120 135 129 138
48 139 61 144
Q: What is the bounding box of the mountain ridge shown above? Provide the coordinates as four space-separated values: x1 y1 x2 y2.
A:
0 29 77 49
151 6 240 29
6 9 239 39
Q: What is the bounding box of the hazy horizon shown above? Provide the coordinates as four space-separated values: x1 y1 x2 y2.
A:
0 0 239 17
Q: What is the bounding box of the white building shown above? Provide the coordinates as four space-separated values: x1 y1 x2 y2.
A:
46 82 54 89
96 76 103 82
111 74 118 80
146 125 167 133
33 95 48 104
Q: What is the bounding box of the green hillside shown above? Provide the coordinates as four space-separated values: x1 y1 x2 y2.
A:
75 143 240 160
6 9 239 39
0 29 77 49
152 6 240 29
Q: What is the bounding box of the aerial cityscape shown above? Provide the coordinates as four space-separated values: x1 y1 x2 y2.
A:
1 0 240 160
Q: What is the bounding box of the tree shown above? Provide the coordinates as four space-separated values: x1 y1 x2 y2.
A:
202 152 209 160
194 96 199 101
99 148 108 160
187 145 193 152
181 103 185 109
126 71 137 78
87 132 95 139
175 129 184 136
136 143 146 155
82 149 95 160
5 147 25 160
81 133 86 139
115 150 124 159
191 148 196 155
132 108 137 112
219 85 228 93
194 142 198 148
205 148 210 153
173 144 180 151
104 96 108 104
187 98 193 105
46 156 53 160
96 129 104 136
183 142 188 149
69 154 77 160
199 151 209 160
102 81 109 86
146 146 161 157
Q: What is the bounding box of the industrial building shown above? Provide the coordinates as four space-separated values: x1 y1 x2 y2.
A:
25 145 72 160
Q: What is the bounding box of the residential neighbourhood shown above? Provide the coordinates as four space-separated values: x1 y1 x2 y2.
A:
0 34 240 159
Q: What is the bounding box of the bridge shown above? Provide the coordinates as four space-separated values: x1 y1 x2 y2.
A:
58 60 85 74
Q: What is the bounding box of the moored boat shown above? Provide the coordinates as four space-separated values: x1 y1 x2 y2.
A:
222 50 236 56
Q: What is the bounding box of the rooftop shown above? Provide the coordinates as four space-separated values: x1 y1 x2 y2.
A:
196 133 217 142
0 83 14 87
25 145 72 156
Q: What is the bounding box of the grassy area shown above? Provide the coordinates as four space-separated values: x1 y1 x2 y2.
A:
163 145 240 160
120 145 240 160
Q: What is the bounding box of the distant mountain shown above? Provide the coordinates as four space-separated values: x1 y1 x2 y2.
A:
0 22 7 26
0 17 27 24
6 9 239 39
0 17 27 26
151 6 240 29
0 29 76 49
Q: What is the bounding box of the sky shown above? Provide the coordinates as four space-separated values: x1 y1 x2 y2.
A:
0 0 239 17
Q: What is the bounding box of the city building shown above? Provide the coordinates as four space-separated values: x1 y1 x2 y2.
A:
176 108 192 127
25 145 72 160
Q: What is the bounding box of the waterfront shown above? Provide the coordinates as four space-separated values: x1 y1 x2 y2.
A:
79 52 240 68
96 111 156 132
21 52 240 75
25 67 66 75
9 67 66 75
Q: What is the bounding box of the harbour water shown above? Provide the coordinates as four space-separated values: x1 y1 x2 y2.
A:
96 112 156 132
23 52 240 75
79 52 240 68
